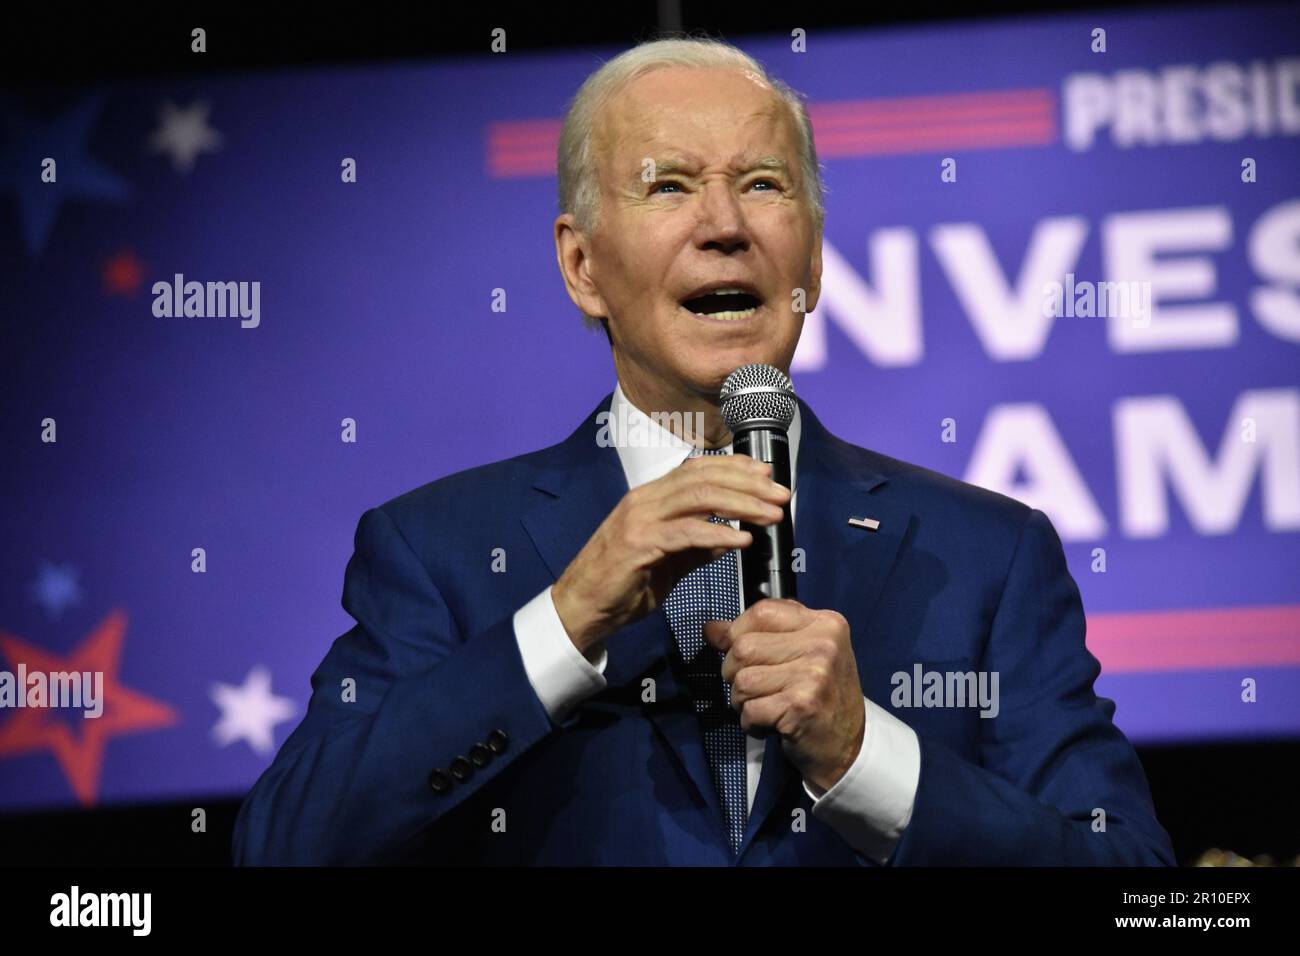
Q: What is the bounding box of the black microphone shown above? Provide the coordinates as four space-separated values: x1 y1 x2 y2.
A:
719 363 797 607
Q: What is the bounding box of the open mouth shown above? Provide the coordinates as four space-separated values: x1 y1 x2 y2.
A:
680 290 763 322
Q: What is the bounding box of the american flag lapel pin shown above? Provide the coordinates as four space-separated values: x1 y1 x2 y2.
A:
848 515 881 531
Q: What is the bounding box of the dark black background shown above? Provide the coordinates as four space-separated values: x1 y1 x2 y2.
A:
0 738 1294 864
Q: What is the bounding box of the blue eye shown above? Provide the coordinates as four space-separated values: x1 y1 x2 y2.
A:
652 181 682 194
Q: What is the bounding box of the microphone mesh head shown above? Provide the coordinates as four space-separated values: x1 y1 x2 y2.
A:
720 363 797 432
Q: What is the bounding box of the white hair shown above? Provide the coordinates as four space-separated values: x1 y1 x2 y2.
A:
556 35 826 339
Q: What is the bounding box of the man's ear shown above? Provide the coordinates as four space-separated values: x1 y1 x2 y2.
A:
554 213 608 319
806 228 824 314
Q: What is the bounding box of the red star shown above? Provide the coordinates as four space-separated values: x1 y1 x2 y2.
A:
0 609 178 806
101 249 147 297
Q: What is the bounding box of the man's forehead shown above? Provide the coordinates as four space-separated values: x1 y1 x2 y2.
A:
617 64 775 105
600 68 791 146
603 110 795 174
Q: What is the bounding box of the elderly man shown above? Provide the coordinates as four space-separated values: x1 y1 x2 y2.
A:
232 37 1174 866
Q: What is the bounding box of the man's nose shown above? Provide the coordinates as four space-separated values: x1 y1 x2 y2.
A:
693 181 750 251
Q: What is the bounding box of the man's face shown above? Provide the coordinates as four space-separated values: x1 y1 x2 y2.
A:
557 66 822 412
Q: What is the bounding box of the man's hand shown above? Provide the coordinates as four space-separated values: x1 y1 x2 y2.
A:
551 453 791 654
702 599 865 793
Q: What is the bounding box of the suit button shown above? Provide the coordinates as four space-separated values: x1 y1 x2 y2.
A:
486 729 509 754
469 743 493 767
449 756 474 782
427 768 453 795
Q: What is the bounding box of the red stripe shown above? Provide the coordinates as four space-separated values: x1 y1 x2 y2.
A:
812 97 1052 127
1087 604 1300 674
812 105 1052 130
815 119 1056 155
486 87 1059 176
486 121 1057 174
487 119 563 146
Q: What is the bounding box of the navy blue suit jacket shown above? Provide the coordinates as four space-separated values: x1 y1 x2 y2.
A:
232 392 1174 865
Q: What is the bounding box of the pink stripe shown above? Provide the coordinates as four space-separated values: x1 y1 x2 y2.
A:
1087 604 1300 674
812 105 1052 130
811 100 1052 128
487 119 563 146
486 87 1060 176
815 119 1056 155
487 122 1056 175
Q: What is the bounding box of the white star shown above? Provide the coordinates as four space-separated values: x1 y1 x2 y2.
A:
210 666 296 756
148 100 222 174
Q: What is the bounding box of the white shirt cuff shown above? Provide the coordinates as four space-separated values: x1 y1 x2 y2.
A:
802 696 920 864
513 585 608 724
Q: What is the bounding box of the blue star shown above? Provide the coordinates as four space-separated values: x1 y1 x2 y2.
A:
0 93 131 258
31 561 83 619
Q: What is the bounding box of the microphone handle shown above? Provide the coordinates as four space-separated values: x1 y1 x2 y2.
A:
733 426 797 607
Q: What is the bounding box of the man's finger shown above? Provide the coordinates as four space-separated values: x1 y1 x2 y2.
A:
721 631 805 682
728 598 813 641
701 619 732 650
728 662 795 708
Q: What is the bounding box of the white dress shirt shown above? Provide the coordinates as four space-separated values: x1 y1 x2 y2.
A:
512 382 920 863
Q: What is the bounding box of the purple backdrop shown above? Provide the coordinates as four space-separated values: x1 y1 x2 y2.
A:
2 3 1298 811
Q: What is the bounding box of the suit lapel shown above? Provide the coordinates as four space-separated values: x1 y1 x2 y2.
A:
519 394 720 825
519 394 679 688
739 398 913 858
520 392 914 860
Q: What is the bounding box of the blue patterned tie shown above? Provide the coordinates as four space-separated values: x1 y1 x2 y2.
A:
663 447 747 856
